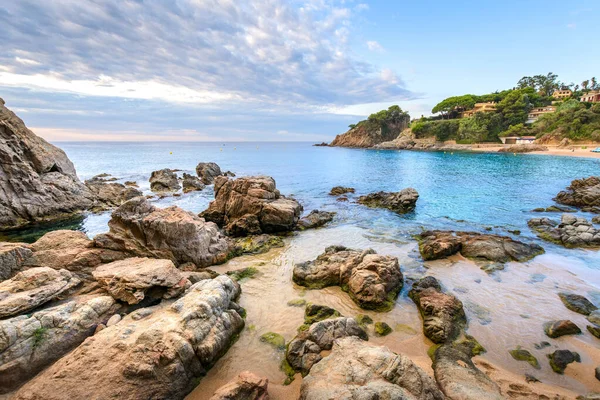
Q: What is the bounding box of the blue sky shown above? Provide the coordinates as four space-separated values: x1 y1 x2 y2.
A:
0 0 597 142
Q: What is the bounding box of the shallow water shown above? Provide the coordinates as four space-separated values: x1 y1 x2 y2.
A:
15 142 600 396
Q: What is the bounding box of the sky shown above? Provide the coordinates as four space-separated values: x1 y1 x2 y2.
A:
0 0 598 142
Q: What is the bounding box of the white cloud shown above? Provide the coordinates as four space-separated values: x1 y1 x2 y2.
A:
367 40 384 52
14 57 41 66
567 23 577 29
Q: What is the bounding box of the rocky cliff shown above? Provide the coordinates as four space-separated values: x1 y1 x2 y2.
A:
330 105 410 148
0 98 93 229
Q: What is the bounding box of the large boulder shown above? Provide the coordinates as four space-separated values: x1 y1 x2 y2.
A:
286 317 367 375
0 295 118 393
293 246 403 310
85 174 142 211
196 162 223 184
418 230 544 262
94 197 231 268
92 258 189 304
296 210 335 230
0 98 94 229
0 267 80 319
299 337 444 400
209 371 269 400
182 173 205 193
554 176 600 213
201 176 302 236
149 168 181 192
13 276 245 400
23 230 128 280
358 188 419 214
528 214 600 248
558 292 597 315
0 243 32 281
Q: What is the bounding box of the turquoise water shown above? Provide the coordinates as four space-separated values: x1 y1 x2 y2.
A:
58 141 600 268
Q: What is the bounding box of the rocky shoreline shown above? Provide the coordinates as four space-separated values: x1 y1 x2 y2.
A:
1 101 599 399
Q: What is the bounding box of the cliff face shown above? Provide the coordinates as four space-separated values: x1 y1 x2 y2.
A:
0 98 93 229
330 107 410 148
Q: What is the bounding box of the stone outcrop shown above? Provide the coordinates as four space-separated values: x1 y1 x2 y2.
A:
0 243 32 281
558 292 598 315
418 230 544 262
13 276 244 400
92 258 189 304
0 295 118 393
23 230 128 280
149 168 181 192
84 174 142 211
0 267 80 318
182 173 205 193
548 349 581 374
0 98 94 229
209 371 269 400
544 320 582 338
201 176 302 236
95 197 231 268
293 246 402 310
286 317 367 375
299 337 444 400
330 107 410 148
196 162 223 184
329 186 354 196
296 210 335 230
528 215 600 248
358 188 419 214
497 144 548 153
554 176 600 213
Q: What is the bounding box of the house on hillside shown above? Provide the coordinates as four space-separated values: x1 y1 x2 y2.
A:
552 89 572 100
580 90 600 103
462 102 497 118
500 136 536 145
526 106 556 123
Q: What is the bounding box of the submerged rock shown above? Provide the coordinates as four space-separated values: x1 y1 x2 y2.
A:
303 304 340 325
358 188 419 214
418 230 544 262
299 337 444 400
548 349 581 374
182 173 205 193
374 321 392 336
233 234 284 255
554 176 600 212
85 174 142 211
95 197 231 268
509 347 540 369
328 186 354 196
0 98 94 229
0 267 80 319
92 258 189 304
149 168 181 192
196 162 223 184
0 243 32 281
558 292 598 315
528 214 600 248
296 210 335 230
13 276 244 400
201 175 302 236
209 371 269 400
0 295 117 393
259 332 285 350
292 246 403 311
544 320 582 338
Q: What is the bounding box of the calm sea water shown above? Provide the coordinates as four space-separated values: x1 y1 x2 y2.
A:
53 141 600 268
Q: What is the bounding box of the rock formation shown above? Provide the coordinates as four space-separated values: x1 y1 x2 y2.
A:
209 371 269 400
497 144 548 153
0 98 94 229
13 276 244 400
0 243 32 281
94 197 231 268
358 188 419 214
0 295 118 393
149 168 181 192
92 258 189 304
296 210 335 230
196 162 223 184
0 267 80 318
554 176 600 213
293 246 403 310
299 337 444 400
544 320 582 338
85 174 142 211
558 292 598 315
418 230 544 262
182 173 205 193
201 176 302 236
528 215 600 248
329 186 354 196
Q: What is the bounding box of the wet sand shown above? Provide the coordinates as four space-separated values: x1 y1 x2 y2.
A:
469 145 600 159
186 225 600 400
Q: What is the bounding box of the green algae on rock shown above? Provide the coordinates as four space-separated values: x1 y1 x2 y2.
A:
304 303 340 325
259 332 286 350
355 314 374 327
510 347 541 369
558 292 598 315
374 322 392 336
544 320 582 338
287 298 307 307
226 266 258 282
548 350 581 374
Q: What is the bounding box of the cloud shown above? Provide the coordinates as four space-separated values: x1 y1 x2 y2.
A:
367 40 384 52
566 23 577 29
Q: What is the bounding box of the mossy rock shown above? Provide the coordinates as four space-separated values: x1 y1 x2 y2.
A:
280 358 296 385
236 235 284 255
32 327 48 348
548 350 580 374
457 335 486 356
226 267 258 282
304 304 340 325
587 324 600 339
260 332 286 350
355 314 374 327
427 344 441 361
374 322 392 336
510 347 540 369
297 324 310 333
287 299 307 307
394 324 417 335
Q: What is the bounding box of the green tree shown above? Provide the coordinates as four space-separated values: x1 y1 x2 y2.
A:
496 89 531 127
592 77 598 90
582 80 590 92
431 95 478 118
